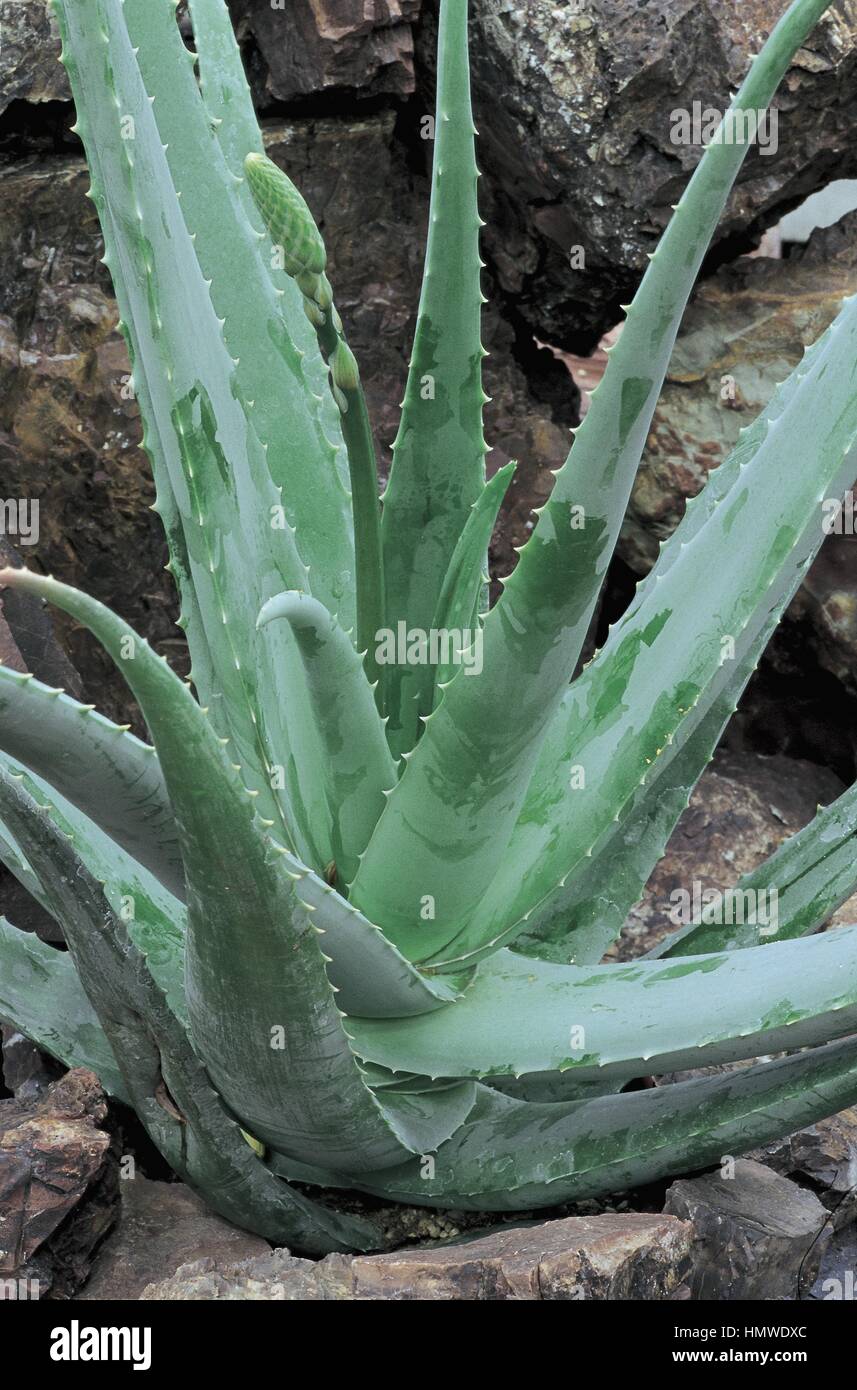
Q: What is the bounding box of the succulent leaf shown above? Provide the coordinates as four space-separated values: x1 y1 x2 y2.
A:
52 0 343 871
354 1036 857 1210
0 914 128 1101
0 764 384 1254
0 750 188 1026
656 778 857 956
432 305 857 969
513 328 836 965
349 929 857 1082
257 590 396 885
429 461 515 705
380 0 488 755
0 664 183 897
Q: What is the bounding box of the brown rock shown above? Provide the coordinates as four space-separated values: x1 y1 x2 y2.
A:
448 1 857 346
665 1158 831 1300
349 1213 692 1300
81 1176 270 1301
233 0 422 105
143 1213 692 1300
0 1068 117 1299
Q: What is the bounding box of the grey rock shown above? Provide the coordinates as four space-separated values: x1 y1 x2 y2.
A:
450 1 857 346
81 1176 270 1301
809 1222 857 1301
141 1247 354 1301
0 1027 58 1101
665 1158 831 1300
142 1213 692 1300
0 1 70 116
749 1106 857 1231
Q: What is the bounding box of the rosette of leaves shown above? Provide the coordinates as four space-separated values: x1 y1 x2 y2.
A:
2 0 857 1254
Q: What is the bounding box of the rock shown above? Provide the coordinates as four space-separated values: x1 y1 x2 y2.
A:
232 0 422 106
809 1222 857 1301
443 1 857 346
141 1247 354 1301
0 1027 60 1102
665 1158 831 1300
348 1213 692 1300
0 1068 118 1299
617 747 847 959
749 1107 857 1231
143 1213 692 1300
0 1 69 116
80 1176 270 1300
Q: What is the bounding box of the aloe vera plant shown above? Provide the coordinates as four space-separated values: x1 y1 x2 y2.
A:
2 0 857 1255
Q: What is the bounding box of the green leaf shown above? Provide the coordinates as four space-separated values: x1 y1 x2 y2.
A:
246 154 386 691
657 778 857 957
0 750 188 1027
257 590 395 886
349 929 857 1082
184 0 262 173
0 567 455 1173
0 664 183 897
123 0 355 622
281 849 472 1018
371 1078 477 1156
380 0 487 755
349 0 835 963
430 301 857 969
512 329 835 966
429 461 515 705
52 0 340 871
354 1035 857 1210
0 915 127 1100
0 760 385 1254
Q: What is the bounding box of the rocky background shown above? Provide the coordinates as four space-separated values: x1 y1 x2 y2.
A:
2 0 857 1300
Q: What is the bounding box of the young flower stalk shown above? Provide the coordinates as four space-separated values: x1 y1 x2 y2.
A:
1 0 856 1255
244 151 386 696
